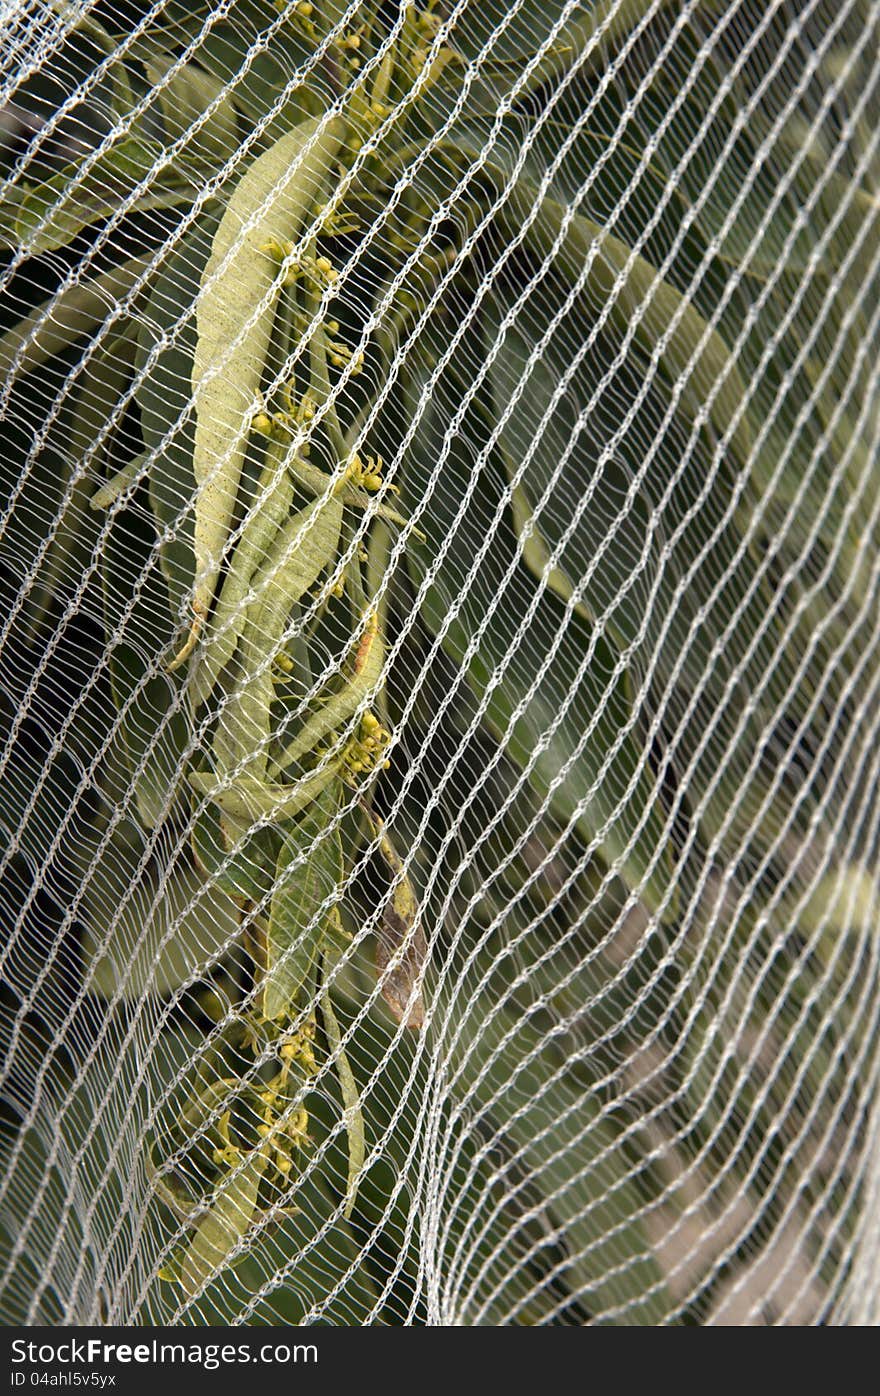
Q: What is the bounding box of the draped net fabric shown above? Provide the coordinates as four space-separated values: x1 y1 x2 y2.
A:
0 0 879 1325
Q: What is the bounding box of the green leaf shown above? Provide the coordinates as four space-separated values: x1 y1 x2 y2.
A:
268 602 382 779
476 267 785 868
178 1147 268 1297
134 208 222 625
167 1168 381 1324
453 134 811 869
107 642 192 828
450 0 662 85
144 52 240 173
440 136 754 482
787 863 879 975
516 116 711 301
22 331 137 638
11 138 194 256
188 762 343 826
263 783 343 1020
481 297 661 662
0 255 154 381
444 950 671 1323
182 114 343 664
189 436 294 710
508 480 591 623
97 476 191 828
178 2 318 131
147 1139 203 1223
190 799 279 906
81 855 240 1001
654 103 879 283
399 340 676 921
212 491 343 777
320 950 365 1220
516 0 681 101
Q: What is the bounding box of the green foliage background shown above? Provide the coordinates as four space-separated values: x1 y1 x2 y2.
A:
0 0 878 1324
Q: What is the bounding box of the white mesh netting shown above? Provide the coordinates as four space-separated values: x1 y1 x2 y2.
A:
0 0 879 1326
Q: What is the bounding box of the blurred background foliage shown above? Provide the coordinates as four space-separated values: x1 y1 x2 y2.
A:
1 0 878 1324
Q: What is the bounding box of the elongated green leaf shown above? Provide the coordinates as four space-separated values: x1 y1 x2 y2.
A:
190 799 279 906
189 438 294 708
188 761 343 827
216 491 343 776
451 0 663 86
11 138 193 256
656 105 879 282
263 783 343 1020
482 300 661 662
399 341 676 921
445 949 671 1323
179 114 343 665
476 278 784 866
147 1141 202 1224
134 209 222 626
269 607 384 777
167 1169 381 1324
0 255 153 381
145 52 240 172
320 950 365 1219
107 643 192 828
457 140 810 869
22 329 137 638
508 480 590 623
789 864 879 973
368 812 427 1031
517 119 710 291
98 480 191 827
241 487 341 647
440 135 754 482
82 856 240 1001
178 1147 268 1297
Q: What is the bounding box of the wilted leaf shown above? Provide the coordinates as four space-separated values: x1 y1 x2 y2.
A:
376 898 427 1032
